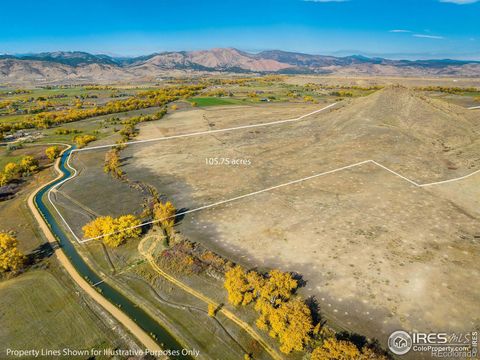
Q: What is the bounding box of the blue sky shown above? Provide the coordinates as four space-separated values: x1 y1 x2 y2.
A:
1 0 479 59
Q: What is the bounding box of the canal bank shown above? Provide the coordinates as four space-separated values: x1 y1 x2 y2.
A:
28 147 191 359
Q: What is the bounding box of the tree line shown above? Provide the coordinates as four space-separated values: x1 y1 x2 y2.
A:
0 84 204 133
415 85 479 94
0 155 39 186
224 266 388 359
81 199 176 247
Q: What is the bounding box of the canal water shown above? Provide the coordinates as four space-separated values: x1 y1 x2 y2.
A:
34 149 190 359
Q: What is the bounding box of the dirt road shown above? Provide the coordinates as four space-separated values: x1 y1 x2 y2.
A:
138 237 283 360
27 148 163 354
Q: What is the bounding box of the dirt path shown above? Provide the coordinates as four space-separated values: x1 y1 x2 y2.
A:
138 236 284 360
27 148 162 353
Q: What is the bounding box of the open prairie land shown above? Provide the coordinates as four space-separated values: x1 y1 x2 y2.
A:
54 84 480 351
0 270 126 358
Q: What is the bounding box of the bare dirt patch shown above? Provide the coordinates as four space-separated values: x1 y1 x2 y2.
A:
58 88 480 350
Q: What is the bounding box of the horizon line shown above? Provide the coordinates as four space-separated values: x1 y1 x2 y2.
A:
1 47 480 62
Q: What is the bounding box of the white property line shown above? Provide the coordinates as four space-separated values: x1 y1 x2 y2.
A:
48 147 82 243
418 167 480 187
92 261 144 287
370 160 421 187
47 105 480 244
72 103 338 153
468 105 480 110
80 160 372 243
78 159 480 243
51 104 339 243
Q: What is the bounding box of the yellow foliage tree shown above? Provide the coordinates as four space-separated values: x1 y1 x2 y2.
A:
256 298 313 353
19 156 39 174
104 149 123 178
0 232 25 272
82 214 141 247
224 266 310 353
245 270 265 303
153 201 176 233
45 146 61 161
74 134 97 148
259 269 297 305
171 104 178 110
224 265 254 306
207 303 217 317
311 338 360 360
3 162 19 178
0 172 8 186
83 216 112 239
254 298 276 331
224 267 297 308
7 84 205 130
107 214 142 247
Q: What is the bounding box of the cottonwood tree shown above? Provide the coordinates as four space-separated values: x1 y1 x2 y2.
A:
45 146 61 161
74 134 96 148
224 265 253 306
19 156 39 174
258 269 297 305
224 266 312 353
82 215 142 247
103 149 123 178
256 298 313 353
0 173 8 186
311 338 360 360
153 201 176 234
0 232 25 272
3 162 19 179
0 158 39 186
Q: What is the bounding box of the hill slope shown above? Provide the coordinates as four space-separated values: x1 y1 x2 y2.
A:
1 48 480 83
300 86 480 182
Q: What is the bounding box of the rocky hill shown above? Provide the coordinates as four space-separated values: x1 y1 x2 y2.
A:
1 48 480 84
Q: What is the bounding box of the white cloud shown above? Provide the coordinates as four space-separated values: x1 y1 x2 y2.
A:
413 34 445 39
389 29 411 33
439 0 479 4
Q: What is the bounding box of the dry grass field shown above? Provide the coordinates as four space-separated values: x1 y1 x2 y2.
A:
285 75 480 88
0 270 125 359
55 85 480 351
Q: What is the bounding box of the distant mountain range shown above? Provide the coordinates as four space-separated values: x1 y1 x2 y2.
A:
1 48 480 83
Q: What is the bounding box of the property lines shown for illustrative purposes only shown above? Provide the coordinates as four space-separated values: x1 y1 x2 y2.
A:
46 103 480 244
